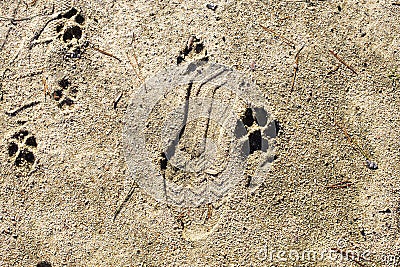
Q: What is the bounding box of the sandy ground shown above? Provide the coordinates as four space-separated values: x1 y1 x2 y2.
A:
1 0 400 266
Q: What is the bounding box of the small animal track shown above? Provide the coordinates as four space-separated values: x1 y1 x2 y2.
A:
37 7 86 112
52 77 77 109
237 107 278 156
41 7 85 110
7 130 37 168
177 36 206 64
54 7 87 59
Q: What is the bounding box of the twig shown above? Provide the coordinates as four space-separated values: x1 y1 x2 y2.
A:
392 2 400 6
334 121 368 159
113 185 137 221
127 33 144 82
206 204 213 221
327 180 353 189
126 51 144 83
131 48 143 79
92 46 122 62
291 45 304 91
260 25 295 48
41 76 48 101
334 120 378 170
113 92 122 109
0 27 11 52
15 70 44 79
329 49 358 75
0 15 40 23
5 101 41 116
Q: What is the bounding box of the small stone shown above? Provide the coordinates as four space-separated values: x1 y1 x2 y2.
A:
206 3 217 11
366 159 378 170
205 169 218 175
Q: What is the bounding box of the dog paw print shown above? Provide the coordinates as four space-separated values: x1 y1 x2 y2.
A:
235 107 278 155
234 106 278 187
52 77 77 109
54 7 87 59
7 130 37 167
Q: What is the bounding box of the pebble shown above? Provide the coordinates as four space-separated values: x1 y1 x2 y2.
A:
366 159 378 170
206 3 217 11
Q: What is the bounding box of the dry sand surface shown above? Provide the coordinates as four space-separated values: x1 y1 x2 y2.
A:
1 0 400 266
